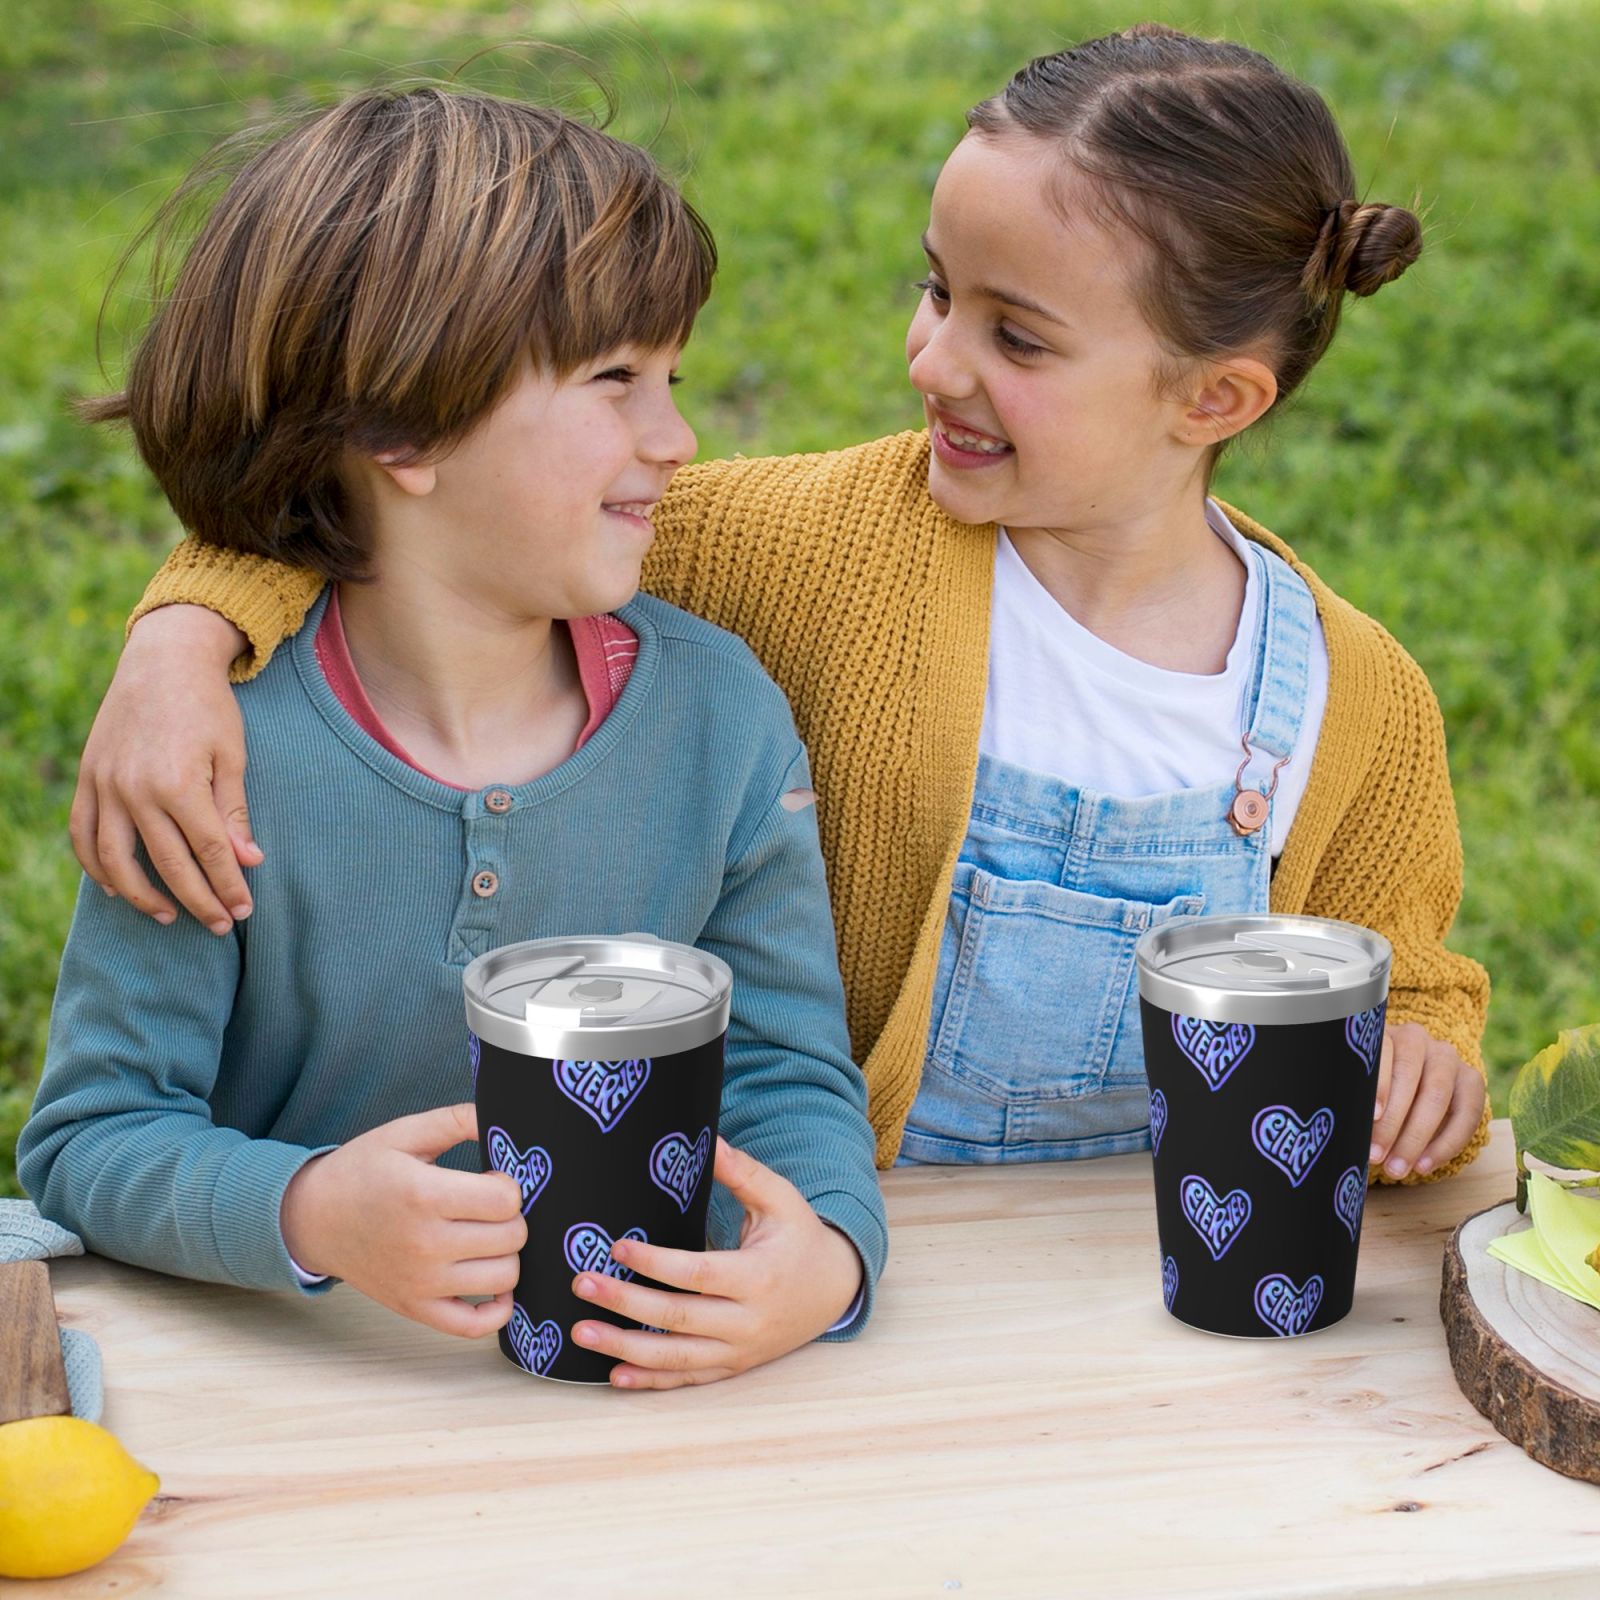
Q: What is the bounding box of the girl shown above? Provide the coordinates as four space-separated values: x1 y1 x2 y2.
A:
20 87 885 1389
68 25 1489 1186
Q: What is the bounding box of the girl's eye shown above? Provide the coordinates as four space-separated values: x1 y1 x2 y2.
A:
997 325 1045 358
913 277 950 307
594 366 637 384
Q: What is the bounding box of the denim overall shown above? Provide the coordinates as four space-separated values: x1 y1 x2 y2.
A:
898 541 1316 1164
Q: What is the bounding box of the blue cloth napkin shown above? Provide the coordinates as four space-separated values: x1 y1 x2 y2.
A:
0 1199 103 1424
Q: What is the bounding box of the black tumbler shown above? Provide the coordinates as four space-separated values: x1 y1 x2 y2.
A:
464 935 731 1383
1136 914 1391 1338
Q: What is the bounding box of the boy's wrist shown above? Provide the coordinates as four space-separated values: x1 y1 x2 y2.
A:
279 1152 337 1278
128 602 248 668
819 1221 866 1328
821 1224 867 1333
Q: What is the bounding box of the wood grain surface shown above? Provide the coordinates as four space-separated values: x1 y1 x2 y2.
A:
1443 1201 1600 1484
0 1260 71 1424
34 1122 1600 1599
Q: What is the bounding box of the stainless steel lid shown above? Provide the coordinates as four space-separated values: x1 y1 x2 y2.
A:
463 934 732 1060
1136 914 1391 1025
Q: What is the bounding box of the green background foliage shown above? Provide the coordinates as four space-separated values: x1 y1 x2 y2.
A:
3 0 1597 1194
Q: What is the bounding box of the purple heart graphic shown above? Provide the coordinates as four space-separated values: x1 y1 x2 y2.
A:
1161 1255 1179 1313
563 1221 648 1282
1334 1165 1366 1242
1180 1174 1252 1260
649 1128 712 1215
1254 1273 1324 1337
507 1306 562 1376
1172 1015 1256 1091
1148 1089 1168 1156
467 1031 481 1091
553 1059 652 1133
1345 1005 1386 1074
1250 1105 1335 1188
486 1127 552 1215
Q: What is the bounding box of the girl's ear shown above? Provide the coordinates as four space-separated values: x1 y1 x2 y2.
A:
372 451 437 498
1181 357 1278 447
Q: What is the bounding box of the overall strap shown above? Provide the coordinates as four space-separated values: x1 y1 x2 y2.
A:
1239 542 1316 777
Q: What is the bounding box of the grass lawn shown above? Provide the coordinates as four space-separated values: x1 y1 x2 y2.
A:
3 0 1597 1195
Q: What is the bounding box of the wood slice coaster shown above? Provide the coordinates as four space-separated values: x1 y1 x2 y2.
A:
0 1260 71 1424
1442 1200 1600 1484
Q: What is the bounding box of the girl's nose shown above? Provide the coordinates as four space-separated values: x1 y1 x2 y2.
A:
907 311 974 402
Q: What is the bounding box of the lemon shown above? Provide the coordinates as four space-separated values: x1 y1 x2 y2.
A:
0 1416 160 1579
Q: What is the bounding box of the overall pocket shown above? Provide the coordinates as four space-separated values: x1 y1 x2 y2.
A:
920 863 1203 1151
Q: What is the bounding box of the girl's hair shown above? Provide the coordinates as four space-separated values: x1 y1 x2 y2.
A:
84 87 717 580
967 22 1420 438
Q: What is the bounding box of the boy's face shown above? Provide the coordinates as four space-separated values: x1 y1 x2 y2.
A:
370 344 696 620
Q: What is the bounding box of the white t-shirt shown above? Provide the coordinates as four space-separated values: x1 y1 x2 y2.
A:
979 502 1329 857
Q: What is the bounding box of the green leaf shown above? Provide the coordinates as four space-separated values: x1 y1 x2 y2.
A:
1509 1024 1600 1174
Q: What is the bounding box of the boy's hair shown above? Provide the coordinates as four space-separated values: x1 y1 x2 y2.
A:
968 23 1421 448
84 87 717 580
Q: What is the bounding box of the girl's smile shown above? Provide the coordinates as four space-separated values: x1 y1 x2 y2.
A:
928 407 1014 467
906 132 1212 543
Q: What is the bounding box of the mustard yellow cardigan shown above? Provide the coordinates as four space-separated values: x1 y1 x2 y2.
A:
133 430 1491 1179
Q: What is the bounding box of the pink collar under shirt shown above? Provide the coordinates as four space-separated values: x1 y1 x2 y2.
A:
315 588 639 790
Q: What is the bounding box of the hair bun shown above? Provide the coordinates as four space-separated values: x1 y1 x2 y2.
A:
1305 200 1423 300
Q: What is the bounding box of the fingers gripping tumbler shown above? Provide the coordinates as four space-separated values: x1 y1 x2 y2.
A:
1136 914 1391 1339
464 934 731 1383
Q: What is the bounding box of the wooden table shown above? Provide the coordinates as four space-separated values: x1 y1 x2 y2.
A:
38 1120 1600 1597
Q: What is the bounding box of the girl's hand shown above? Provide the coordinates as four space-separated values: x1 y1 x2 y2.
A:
280 1102 527 1339
70 604 257 934
568 1137 865 1389
1369 1021 1487 1180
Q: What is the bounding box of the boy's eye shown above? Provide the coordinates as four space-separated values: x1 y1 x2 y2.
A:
913 276 950 307
593 365 682 386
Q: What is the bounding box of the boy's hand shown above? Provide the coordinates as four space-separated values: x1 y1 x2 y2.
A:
70 604 257 934
1369 1021 1486 1180
280 1102 526 1339
568 1136 864 1389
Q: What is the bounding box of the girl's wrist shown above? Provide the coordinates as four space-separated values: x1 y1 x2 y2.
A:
129 602 248 669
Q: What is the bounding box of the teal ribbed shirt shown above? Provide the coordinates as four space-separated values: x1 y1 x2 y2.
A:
20 589 885 1331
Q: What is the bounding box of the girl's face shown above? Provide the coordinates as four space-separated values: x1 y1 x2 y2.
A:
905 132 1205 535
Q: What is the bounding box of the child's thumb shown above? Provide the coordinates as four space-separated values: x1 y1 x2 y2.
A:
383 1102 480 1161
711 1135 794 1218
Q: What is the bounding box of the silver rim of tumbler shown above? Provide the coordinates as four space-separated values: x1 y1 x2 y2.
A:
464 934 732 1059
1136 913 1391 1025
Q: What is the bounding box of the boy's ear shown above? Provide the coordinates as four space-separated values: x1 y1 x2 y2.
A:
1181 356 1278 447
372 450 437 498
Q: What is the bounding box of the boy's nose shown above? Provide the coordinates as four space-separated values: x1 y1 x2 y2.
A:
643 396 697 468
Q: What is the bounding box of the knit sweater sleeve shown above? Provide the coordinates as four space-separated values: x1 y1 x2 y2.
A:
129 540 325 683
1299 622 1492 1186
